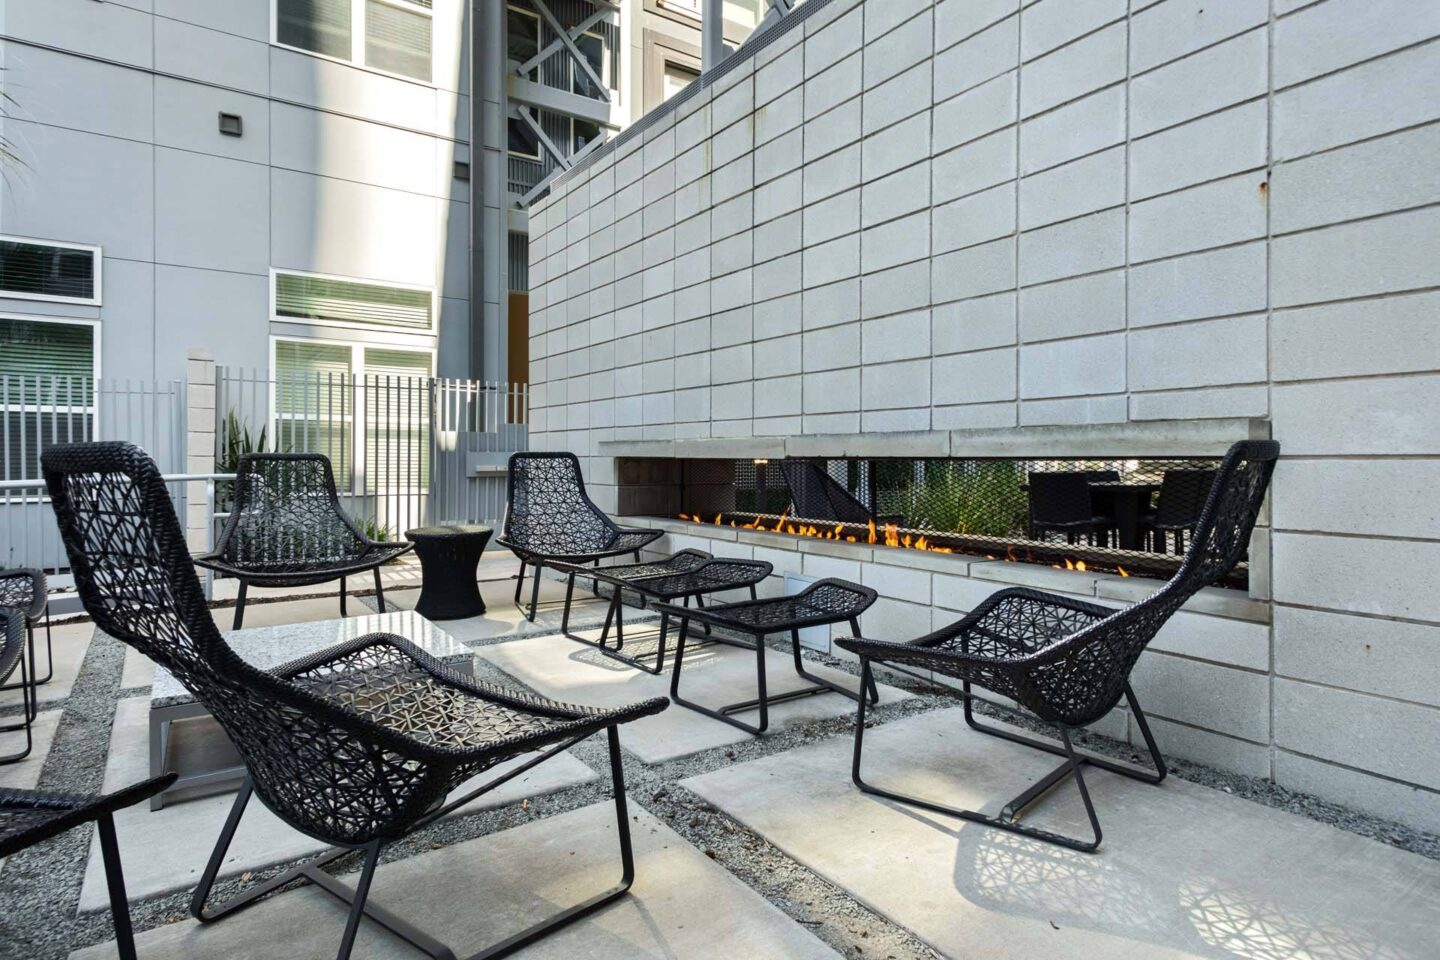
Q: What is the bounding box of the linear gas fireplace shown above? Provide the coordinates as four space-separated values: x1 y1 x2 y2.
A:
616 454 1243 589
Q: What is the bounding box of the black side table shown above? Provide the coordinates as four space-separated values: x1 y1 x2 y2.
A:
404 524 493 620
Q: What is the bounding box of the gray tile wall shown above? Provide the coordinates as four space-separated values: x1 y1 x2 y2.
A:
529 0 1440 830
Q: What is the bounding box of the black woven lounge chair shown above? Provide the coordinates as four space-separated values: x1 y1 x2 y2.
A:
44 441 669 960
0 772 176 960
778 460 903 526
840 441 1277 853
497 452 662 621
194 453 413 629
0 599 38 764
654 578 880 735
0 567 52 690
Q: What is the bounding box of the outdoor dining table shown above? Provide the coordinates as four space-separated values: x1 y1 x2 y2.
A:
1089 481 1161 550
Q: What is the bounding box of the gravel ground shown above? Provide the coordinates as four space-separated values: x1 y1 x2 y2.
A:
1 590 1436 960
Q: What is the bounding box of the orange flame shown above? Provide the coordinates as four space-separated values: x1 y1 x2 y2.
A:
1117 566 1130 577
867 519 877 545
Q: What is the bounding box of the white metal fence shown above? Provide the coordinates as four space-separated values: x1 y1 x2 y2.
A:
216 368 527 536
0 375 187 575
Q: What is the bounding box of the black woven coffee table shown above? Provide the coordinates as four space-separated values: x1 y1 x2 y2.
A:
551 550 772 674
653 578 879 735
404 524 492 620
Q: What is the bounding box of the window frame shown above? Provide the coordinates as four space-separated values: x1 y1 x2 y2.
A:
270 268 439 337
270 0 435 86
0 236 103 307
0 314 102 487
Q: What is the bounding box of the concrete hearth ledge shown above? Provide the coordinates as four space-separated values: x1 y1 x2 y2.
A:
69 804 839 960
598 418 1271 461
682 708 1440 960
480 630 912 764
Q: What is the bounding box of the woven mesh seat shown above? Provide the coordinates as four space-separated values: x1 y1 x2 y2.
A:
0 774 176 960
43 441 668 960
497 453 662 621
194 453 413 629
839 440 1278 853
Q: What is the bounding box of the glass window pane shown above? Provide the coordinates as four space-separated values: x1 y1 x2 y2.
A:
573 119 602 154
507 7 539 66
0 319 95 480
365 0 432 81
275 273 433 331
276 0 352 59
0 241 96 301
363 348 431 491
663 61 699 101
274 341 353 485
508 117 541 158
572 33 606 96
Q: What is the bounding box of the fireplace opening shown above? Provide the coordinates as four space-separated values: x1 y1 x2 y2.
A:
616 455 1244 589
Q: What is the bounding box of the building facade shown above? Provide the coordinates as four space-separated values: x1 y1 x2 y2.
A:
526 0 1440 832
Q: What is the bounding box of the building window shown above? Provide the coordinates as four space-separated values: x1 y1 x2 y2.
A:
663 60 700 101
274 271 435 333
0 317 98 481
507 4 541 69
274 0 432 83
572 31 610 98
0 237 102 305
573 118 602 154
271 338 433 493
508 116 542 161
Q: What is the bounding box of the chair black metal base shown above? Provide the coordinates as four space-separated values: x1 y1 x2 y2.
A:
0 614 52 690
559 573 747 675
232 568 388 630
849 661 1166 853
0 635 37 764
669 618 878 735
513 553 642 623
191 727 636 960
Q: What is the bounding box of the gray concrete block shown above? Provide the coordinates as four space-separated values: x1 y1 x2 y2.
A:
803 188 861 245
1127 241 1267 327
1020 333 1126 399
1274 530 1440 622
803 99 861 166
755 168 804 223
804 53 862 122
1130 100 1268 201
803 368 861 413
862 358 931 410
1130 0 1268 74
1130 385 1269 422
935 0 1019 53
803 144 862 204
802 278 861 330
1274 0 1439 89
933 183 1016 254
1273 41 1440 160
863 62 933 137
1019 145 1124 230
1276 678 1440 791
933 71 1017 154
1272 290 1440 383
860 260 931 319
1018 270 1125 342
755 291 803 338
1128 314 1268 392
1276 605 1440 709
756 40 804 107
1275 749 1440 835
934 237 1017 301
754 374 802 416
935 16 1019 104
1130 29 1267 138
863 10 934 89
933 347 1018 405
1132 650 1270 743
802 322 859 374
1018 208 1123 285
933 291 1017 355
862 309 932 364
1021 0 1125 60
861 211 932 273
1271 123 1440 235
1018 85 1124 175
1020 22 1125 118
802 233 860 288
861 163 932 228
1272 206 1440 307
862 112 931 183
1129 172 1267 264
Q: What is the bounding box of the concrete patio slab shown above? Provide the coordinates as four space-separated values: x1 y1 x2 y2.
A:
363 574 657 646
480 631 912 765
76 696 599 910
70 802 839 960
683 707 1440 960
0 620 94 709
0 709 63 873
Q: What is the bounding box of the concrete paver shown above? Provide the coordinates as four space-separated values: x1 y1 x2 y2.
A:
683 707 1440 960
70 803 840 960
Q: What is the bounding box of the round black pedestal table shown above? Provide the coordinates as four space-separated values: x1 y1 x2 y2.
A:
404 525 493 620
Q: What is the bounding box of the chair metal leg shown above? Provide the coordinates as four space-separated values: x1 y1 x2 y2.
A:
97 813 139 960
564 584 669 675
339 576 348 617
851 661 1105 853
513 560 527 605
0 614 51 691
232 582 248 630
0 649 34 763
335 842 382 960
526 562 542 621
373 567 387 613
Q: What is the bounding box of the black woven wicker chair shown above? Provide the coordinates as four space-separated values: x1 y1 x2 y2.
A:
840 441 1277 853
1140 469 1218 554
497 452 662 621
778 460 904 526
194 453 413 629
1026 471 1116 546
43 441 669 960
0 773 176 960
0 600 38 764
0 567 53 690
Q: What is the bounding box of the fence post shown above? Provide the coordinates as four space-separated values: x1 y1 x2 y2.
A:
185 349 217 555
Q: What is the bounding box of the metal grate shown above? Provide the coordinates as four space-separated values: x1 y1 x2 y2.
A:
673 456 1239 587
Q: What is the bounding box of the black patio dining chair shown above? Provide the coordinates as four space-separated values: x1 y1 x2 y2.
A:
840 441 1278 853
44 441 669 960
194 453 413 629
1140 468 1218 554
1026 470 1116 546
777 460 904 526
497 452 662 621
0 772 176 960
1 567 53 690
0 602 38 764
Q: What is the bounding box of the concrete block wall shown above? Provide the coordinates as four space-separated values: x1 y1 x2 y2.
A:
528 0 1440 831
0 0 472 383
